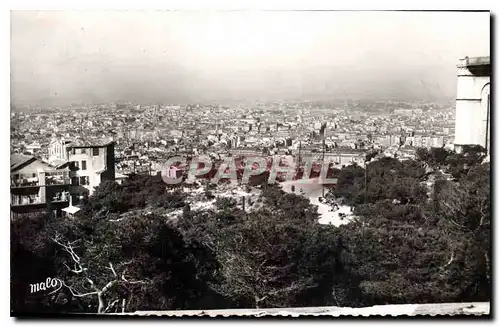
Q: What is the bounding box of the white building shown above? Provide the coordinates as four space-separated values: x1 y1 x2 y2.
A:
454 56 490 153
48 139 116 195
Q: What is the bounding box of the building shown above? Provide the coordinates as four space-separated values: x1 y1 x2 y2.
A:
454 56 490 153
10 154 76 219
322 151 366 167
48 139 73 163
49 139 116 194
394 109 413 116
431 136 444 148
164 166 183 180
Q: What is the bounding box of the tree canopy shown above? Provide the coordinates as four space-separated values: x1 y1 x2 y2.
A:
11 148 490 314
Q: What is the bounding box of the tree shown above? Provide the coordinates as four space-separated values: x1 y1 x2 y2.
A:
179 187 342 308
333 159 427 207
50 209 219 313
329 156 490 306
11 155 491 313
12 174 221 314
431 162 491 299
416 147 450 168
337 201 470 305
333 164 365 205
11 213 62 314
215 197 238 211
446 146 487 179
52 233 151 314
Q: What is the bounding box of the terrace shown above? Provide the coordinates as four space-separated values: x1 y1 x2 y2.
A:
11 171 71 188
11 175 40 188
11 195 44 206
45 171 71 186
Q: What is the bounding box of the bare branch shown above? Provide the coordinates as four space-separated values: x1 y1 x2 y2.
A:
121 273 150 285
107 262 117 278
256 295 268 303
101 280 117 295
62 281 99 298
440 250 455 269
122 260 134 266
104 298 120 313
52 236 83 266
53 234 150 313
63 262 85 274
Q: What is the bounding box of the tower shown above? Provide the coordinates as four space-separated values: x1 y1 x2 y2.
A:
454 56 490 153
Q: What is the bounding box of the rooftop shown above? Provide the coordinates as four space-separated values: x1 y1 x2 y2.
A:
49 158 69 168
66 139 115 148
10 154 36 172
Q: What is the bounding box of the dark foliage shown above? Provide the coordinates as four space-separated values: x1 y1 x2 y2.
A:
11 152 490 313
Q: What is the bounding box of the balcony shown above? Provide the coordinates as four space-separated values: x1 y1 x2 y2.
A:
11 195 44 206
45 172 71 186
11 177 40 188
45 177 72 186
11 174 72 188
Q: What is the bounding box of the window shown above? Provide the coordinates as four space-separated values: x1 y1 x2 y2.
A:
81 160 87 171
79 176 89 185
93 148 99 156
75 161 79 168
32 173 36 178
81 148 87 154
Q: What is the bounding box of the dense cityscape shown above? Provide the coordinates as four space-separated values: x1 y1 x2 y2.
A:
11 98 455 176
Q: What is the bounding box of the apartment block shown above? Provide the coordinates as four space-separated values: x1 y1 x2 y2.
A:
10 154 75 219
49 139 116 194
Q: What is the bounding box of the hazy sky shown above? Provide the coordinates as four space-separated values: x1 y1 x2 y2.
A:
11 11 490 105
